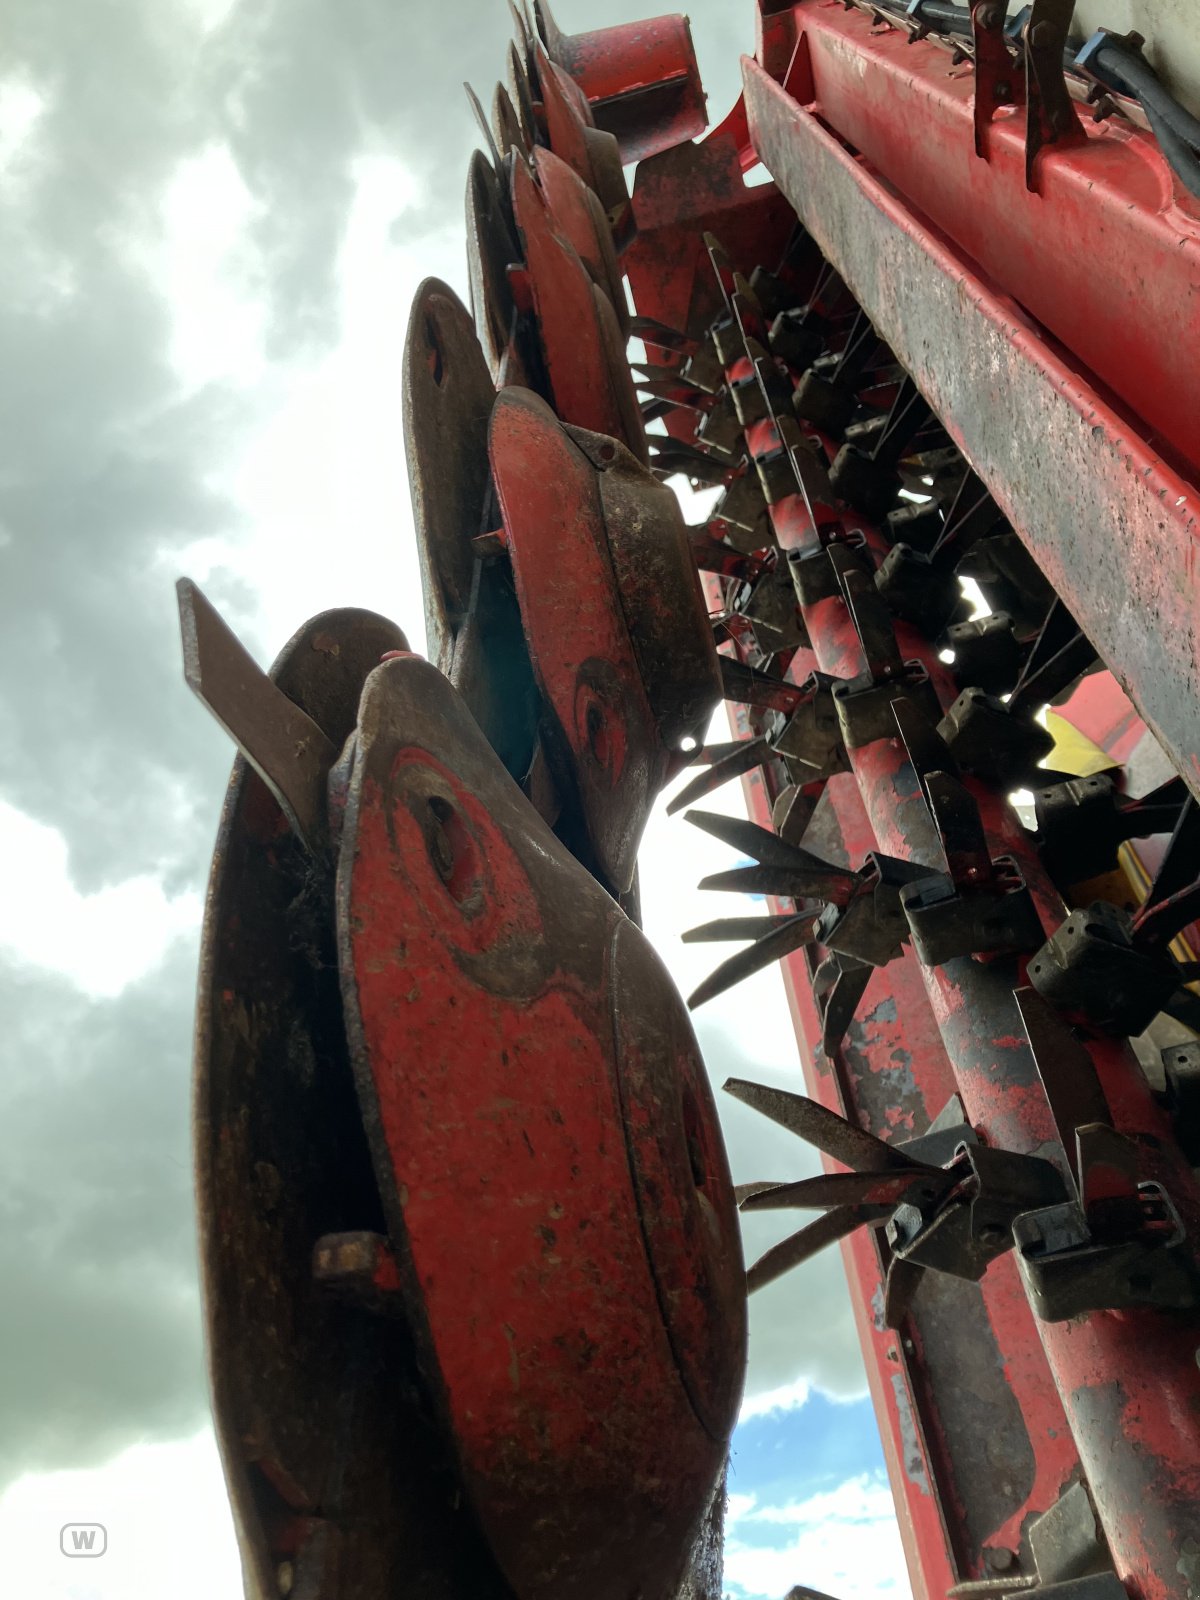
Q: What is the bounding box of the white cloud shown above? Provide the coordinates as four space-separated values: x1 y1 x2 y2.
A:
725 1475 910 1600
173 149 444 659
0 75 46 176
0 800 201 998
160 143 265 388
0 1429 240 1600
738 1376 812 1423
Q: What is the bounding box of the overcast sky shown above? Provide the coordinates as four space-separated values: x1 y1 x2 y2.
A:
0 1 907 1594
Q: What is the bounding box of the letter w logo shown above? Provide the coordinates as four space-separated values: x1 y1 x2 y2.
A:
60 1522 107 1557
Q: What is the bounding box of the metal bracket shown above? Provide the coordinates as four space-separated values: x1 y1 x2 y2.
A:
1027 897 1197 1037
971 1 1025 158
1012 989 1200 1319
901 771 1043 965
938 685 1056 786
875 542 970 636
1021 0 1085 189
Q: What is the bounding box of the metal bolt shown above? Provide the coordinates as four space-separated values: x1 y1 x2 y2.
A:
975 3 1002 27
985 1547 1016 1573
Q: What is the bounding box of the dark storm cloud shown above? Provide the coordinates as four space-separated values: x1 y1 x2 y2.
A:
0 0 526 896
0 941 205 1481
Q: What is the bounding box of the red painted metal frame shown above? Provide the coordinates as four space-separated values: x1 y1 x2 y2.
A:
626 15 1200 1585
741 51 1200 815
762 447 1200 1600
769 1 1200 476
739 744 1082 1593
535 0 707 163
630 132 1076 1596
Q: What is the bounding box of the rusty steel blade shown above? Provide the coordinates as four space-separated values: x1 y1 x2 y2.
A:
719 655 811 713
883 1254 924 1328
892 697 958 788
682 914 812 944
746 1204 893 1293
464 81 504 174
629 314 696 352
688 916 822 1009
667 740 770 814
740 1168 943 1212
817 956 873 1056
1014 986 1112 1195
924 769 993 883
686 738 750 766
724 1079 920 1172
177 578 339 851
698 863 851 902
685 808 852 877
735 1180 789 1204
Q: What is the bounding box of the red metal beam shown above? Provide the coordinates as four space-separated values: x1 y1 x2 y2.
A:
766 2 1200 477
742 56 1200 816
760 458 1200 1600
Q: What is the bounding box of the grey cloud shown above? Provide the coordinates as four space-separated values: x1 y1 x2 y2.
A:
0 0 521 897
0 0 747 894
0 939 206 1484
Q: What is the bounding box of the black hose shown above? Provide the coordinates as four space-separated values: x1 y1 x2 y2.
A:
1093 41 1200 153
1092 39 1200 199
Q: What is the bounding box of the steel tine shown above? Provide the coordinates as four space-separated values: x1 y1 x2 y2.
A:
464 82 504 174
493 82 529 161
723 1079 920 1171
683 914 811 943
740 1168 939 1211
667 740 770 815
508 0 533 55
688 916 822 1008
840 565 905 679
735 1180 789 1204
893 697 958 788
819 957 873 1056
629 314 696 351
883 1254 924 1328
698 863 852 901
718 655 811 713
703 231 736 310
1014 986 1112 1197
687 738 751 766
685 808 850 875
177 579 338 853
924 770 992 882
746 1204 893 1293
